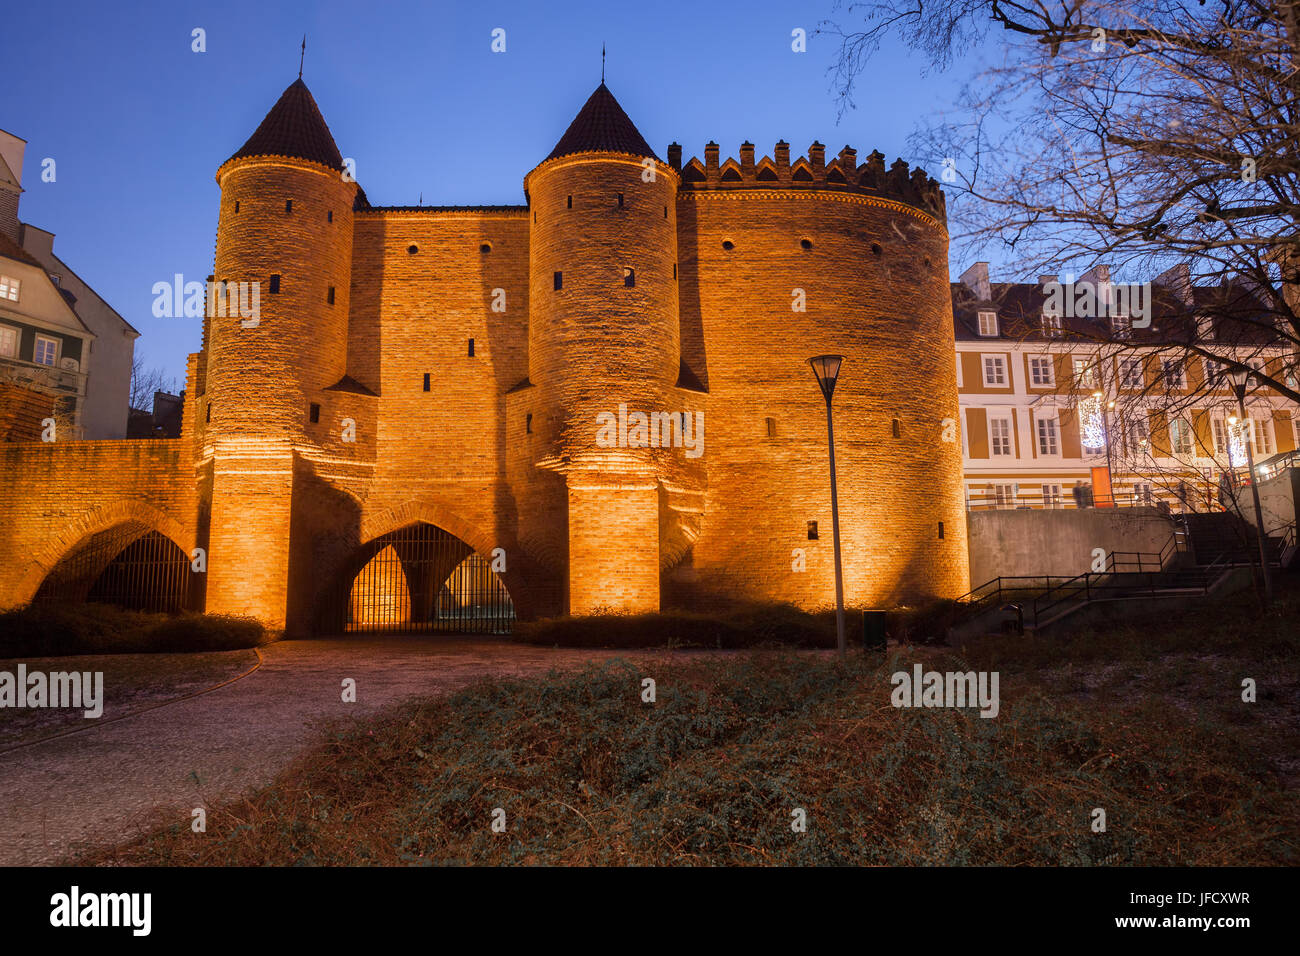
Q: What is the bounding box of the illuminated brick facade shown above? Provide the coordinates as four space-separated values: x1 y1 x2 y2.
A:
0 78 969 631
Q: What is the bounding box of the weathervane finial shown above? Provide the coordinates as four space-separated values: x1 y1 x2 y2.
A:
601 44 605 84
299 35 306 79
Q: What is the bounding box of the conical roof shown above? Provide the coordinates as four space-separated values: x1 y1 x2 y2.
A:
227 78 343 169
545 83 658 162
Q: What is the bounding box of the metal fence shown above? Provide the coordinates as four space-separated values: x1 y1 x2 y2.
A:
32 525 194 613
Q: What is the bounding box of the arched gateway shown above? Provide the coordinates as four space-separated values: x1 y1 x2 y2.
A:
318 522 513 635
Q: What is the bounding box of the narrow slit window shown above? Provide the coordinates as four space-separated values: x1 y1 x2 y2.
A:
285 200 293 214
617 192 624 208
327 210 333 223
567 195 572 208
269 274 280 294
309 403 320 423
765 417 776 437
673 264 677 279
624 268 635 288
423 373 431 392
807 521 819 540
526 413 533 434
205 403 211 423
327 286 335 305
233 201 240 213
891 418 901 438
468 338 475 357
554 271 563 290
938 521 945 539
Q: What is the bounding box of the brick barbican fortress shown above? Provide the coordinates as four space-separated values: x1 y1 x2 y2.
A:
0 77 968 633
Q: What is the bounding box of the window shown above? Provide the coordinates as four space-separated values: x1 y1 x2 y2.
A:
468 338 475 357
938 521 945 539
807 521 819 540
553 271 563 290
0 325 16 358
308 402 320 423
977 311 998 336
891 417 901 438
1252 416 1275 456
408 244 419 255
990 417 1013 456
480 243 492 254
1125 417 1149 457
1162 359 1186 390
206 403 211 423
327 210 333 223
617 193 624 208
623 268 635 288
49 274 61 286
993 483 1015 507
982 355 1007 386
1134 482 1154 505
722 240 735 251
327 286 335 305
1211 416 1230 456
1041 313 1063 338
1073 358 1097 388
33 335 58 367
423 373 431 392
765 417 776 438
800 238 813 250
1118 357 1143 389
567 195 572 208
1203 358 1223 385
526 413 533 434
269 274 280 294
1036 416 1059 455
0 275 19 301
1042 483 1063 508
234 201 240 213
1029 355 1055 386
673 264 677 279
1110 314 1132 339
285 200 293 214
1169 417 1193 456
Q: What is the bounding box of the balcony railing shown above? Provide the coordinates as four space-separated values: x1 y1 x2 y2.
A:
0 353 86 396
966 491 1168 512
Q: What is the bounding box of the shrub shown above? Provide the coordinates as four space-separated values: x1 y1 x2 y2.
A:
513 603 835 649
0 603 267 657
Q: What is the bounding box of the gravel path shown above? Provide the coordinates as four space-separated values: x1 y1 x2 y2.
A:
0 637 667 865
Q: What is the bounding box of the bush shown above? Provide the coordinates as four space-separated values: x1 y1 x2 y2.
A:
0 603 268 657
513 603 836 649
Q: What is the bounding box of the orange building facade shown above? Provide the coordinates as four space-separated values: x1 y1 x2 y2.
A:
0 78 968 632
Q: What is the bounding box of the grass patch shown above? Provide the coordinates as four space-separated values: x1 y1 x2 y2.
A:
0 603 268 657
86 591 1299 865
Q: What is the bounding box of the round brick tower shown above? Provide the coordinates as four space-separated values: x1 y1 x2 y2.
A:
202 77 355 628
207 77 355 439
523 84 681 613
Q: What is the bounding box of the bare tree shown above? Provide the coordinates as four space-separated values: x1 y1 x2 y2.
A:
824 0 1300 402
129 356 179 413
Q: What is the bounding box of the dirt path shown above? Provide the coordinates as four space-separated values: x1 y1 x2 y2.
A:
0 637 669 865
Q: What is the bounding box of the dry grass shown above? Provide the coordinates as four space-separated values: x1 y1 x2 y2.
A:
83 580 1299 866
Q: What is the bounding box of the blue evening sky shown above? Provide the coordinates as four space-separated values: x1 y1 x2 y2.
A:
1 0 985 384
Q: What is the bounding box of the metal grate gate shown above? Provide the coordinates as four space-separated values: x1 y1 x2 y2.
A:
33 526 195 613
330 523 514 635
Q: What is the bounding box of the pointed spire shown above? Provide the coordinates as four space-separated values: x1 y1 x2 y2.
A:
227 77 344 170
544 83 658 163
601 44 606 84
299 35 306 79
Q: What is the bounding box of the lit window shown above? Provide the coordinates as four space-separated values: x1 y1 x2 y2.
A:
1169 417 1193 456
977 311 998 336
990 417 1013 456
1036 416 1059 455
1042 483 1063 508
0 275 19 301
1125 417 1149 457
0 326 16 358
1041 313 1063 338
993 483 1015 506
1029 355 1055 386
1118 358 1143 389
1162 359 1186 390
982 355 1007 386
1073 358 1098 388
1252 416 1275 456
34 335 58 367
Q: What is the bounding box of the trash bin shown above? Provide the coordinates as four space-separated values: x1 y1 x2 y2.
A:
999 603 1024 636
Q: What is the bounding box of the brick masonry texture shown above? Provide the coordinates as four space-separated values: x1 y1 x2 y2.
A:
0 88 968 632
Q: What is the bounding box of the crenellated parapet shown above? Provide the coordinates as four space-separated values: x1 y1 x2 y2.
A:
667 141 946 222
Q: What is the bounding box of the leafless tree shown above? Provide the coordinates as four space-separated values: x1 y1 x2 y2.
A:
824 0 1300 403
129 356 179 413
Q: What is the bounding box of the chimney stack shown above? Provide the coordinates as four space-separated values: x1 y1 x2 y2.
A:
667 142 682 171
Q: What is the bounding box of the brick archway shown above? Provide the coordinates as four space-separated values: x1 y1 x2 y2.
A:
13 501 193 607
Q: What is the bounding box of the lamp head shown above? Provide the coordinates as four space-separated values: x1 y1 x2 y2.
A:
808 355 844 402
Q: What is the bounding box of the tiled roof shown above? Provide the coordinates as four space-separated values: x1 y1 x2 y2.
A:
951 280 1284 347
545 83 658 163
228 78 343 170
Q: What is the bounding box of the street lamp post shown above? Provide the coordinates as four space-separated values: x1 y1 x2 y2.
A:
809 355 847 658
1228 369 1274 605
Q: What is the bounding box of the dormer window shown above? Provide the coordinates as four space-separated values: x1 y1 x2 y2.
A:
1197 315 1215 341
977 311 998 336
1041 313 1063 338
0 275 19 302
1110 314 1132 339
